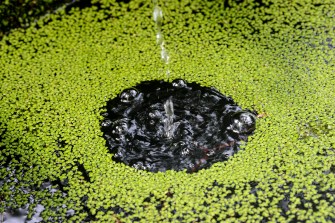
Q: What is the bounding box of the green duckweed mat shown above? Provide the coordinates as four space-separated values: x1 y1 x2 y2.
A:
1 0 335 222
0 0 76 39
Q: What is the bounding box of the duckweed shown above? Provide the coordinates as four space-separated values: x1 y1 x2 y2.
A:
1 0 335 222
0 0 76 39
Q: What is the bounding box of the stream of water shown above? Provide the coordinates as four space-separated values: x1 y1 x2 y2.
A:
152 0 170 77
163 97 176 138
153 0 176 138
103 1 260 172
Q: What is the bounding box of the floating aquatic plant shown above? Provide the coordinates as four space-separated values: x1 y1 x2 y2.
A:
0 0 335 222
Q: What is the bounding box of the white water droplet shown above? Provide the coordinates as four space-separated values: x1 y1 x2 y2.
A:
153 5 163 24
156 32 164 45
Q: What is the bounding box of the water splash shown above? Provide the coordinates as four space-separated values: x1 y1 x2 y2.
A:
101 79 257 173
163 97 175 138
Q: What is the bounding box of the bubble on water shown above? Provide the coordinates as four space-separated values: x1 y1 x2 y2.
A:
111 120 129 135
120 89 138 103
229 111 256 134
172 79 187 88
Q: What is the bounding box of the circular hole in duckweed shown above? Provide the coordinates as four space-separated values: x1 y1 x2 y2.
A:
101 79 256 173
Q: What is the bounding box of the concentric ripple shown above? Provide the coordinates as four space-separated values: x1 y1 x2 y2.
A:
101 79 256 172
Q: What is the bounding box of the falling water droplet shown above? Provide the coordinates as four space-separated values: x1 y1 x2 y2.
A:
161 46 170 64
156 32 164 45
152 0 171 78
153 5 163 25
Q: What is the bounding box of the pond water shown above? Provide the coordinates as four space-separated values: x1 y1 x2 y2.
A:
101 79 256 172
1 0 335 222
